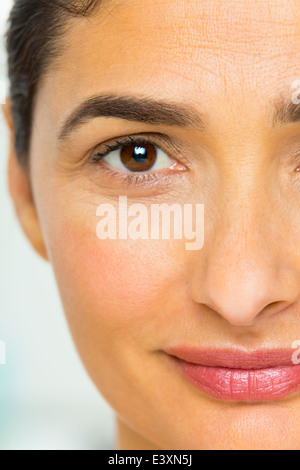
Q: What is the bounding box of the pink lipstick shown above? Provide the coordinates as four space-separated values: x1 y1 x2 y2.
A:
165 347 300 402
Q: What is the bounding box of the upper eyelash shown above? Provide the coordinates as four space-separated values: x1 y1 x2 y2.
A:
90 135 161 162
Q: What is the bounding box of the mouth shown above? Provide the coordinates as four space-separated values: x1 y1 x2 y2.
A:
164 346 300 402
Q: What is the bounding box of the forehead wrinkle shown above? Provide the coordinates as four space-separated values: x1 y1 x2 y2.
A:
54 0 300 66
34 0 300 139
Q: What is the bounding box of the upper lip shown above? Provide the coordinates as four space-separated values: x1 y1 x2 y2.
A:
165 346 297 369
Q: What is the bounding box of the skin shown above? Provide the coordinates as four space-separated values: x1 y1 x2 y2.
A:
5 0 300 450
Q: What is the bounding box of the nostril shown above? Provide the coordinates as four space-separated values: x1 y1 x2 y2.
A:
201 299 290 328
256 301 279 317
260 300 293 317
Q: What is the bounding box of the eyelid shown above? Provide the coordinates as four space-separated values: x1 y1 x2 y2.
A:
89 132 185 165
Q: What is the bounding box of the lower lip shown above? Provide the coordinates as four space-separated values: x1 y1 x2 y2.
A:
171 357 300 402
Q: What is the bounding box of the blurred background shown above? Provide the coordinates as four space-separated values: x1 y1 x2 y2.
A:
0 1 115 450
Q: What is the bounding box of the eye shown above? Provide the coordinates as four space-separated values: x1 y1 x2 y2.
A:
105 142 169 173
91 137 179 174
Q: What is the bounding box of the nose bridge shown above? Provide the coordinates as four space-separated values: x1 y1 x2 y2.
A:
216 142 272 257
220 181 270 253
213 133 275 259
211 186 273 288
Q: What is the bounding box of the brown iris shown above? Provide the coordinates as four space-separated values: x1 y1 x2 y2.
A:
120 143 157 172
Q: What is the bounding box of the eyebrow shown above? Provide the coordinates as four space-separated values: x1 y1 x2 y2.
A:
57 93 205 142
272 98 300 127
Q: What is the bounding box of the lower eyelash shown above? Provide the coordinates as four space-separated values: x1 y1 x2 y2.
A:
96 162 160 187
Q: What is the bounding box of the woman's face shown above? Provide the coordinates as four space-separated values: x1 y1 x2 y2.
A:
9 0 300 449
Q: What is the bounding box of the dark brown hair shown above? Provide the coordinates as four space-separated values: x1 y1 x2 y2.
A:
6 0 100 166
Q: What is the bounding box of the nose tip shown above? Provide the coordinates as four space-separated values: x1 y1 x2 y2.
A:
191 260 298 327
204 284 276 327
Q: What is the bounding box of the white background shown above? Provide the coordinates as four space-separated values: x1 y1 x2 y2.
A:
0 1 115 450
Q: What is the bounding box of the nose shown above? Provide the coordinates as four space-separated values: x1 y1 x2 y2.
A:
189 197 300 327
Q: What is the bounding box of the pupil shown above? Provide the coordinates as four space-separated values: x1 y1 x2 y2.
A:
133 146 147 163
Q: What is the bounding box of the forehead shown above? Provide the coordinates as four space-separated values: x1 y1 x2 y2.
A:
39 0 300 120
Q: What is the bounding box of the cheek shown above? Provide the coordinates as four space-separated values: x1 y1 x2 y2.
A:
42 204 185 331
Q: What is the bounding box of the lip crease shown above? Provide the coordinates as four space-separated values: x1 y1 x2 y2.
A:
165 346 300 402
